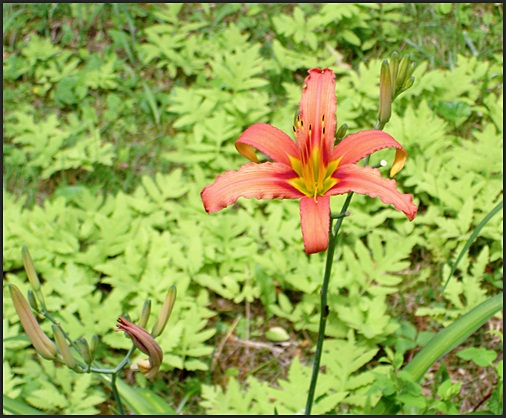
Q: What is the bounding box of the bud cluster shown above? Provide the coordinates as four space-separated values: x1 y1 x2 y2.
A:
9 246 177 381
378 52 417 129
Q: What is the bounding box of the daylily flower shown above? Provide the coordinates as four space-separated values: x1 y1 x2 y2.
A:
201 68 417 254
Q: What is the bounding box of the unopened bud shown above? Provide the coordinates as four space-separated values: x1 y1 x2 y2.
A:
386 52 416 101
378 60 392 126
9 284 57 360
396 55 410 88
151 285 176 338
389 51 399 92
138 300 151 329
335 123 348 144
89 334 99 358
403 76 415 91
405 62 416 81
52 324 77 370
27 290 39 311
22 246 41 291
76 337 93 366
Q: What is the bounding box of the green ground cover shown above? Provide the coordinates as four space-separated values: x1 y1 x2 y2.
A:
3 3 503 415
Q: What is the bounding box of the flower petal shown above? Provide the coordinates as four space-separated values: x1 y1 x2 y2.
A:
201 162 303 213
329 165 417 220
331 130 407 176
299 68 337 156
300 195 330 254
235 123 298 166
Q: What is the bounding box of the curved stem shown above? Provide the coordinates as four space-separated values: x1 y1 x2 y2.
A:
41 309 135 414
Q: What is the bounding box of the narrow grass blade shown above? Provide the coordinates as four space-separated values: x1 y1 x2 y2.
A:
443 200 503 291
403 292 503 382
142 82 161 128
372 293 503 414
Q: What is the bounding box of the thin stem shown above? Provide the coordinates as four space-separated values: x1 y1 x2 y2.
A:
304 193 354 415
111 372 125 415
89 343 134 374
41 309 135 414
305 117 386 414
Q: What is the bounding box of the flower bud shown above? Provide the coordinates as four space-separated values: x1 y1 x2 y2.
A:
151 285 176 338
9 284 57 360
389 51 399 92
27 290 39 311
403 76 415 92
138 300 151 329
396 55 411 91
405 62 417 82
76 337 93 366
378 60 392 126
116 316 163 379
52 324 77 370
89 334 99 359
335 123 348 144
22 246 41 291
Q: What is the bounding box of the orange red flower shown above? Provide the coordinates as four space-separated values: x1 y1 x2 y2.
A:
201 68 417 254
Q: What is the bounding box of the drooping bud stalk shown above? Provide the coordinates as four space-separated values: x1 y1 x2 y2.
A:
116 316 163 379
138 299 151 329
378 60 392 129
9 284 57 360
52 324 77 370
151 285 176 338
76 337 93 367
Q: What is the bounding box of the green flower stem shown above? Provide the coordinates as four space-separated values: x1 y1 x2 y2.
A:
111 372 125 415
304 193 354 415
305 123 383 414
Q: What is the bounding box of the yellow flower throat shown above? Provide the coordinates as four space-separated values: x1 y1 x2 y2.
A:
289 114 340 199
